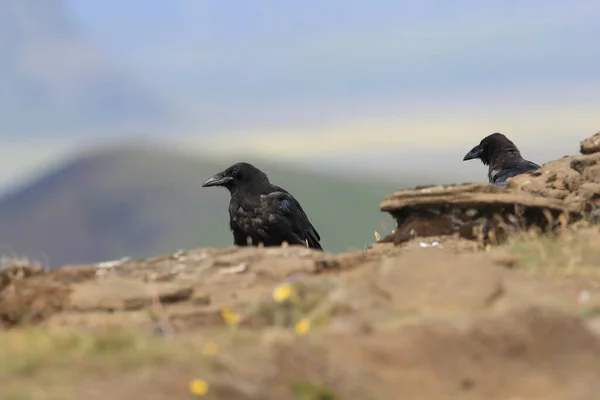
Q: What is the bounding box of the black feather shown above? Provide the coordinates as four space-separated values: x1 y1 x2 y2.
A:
202 162 323 250
463 133 540 186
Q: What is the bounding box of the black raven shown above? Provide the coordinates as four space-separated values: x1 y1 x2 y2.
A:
463 133 541 186
202 162 323 250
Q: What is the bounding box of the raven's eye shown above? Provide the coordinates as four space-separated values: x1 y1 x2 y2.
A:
231 169 239 178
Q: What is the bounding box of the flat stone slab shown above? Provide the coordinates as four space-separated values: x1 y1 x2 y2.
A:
379 183 579 246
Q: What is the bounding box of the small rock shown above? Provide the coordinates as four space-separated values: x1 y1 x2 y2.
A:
171 249 186 260
159 286 194 304
190 290 211 305
95 257 130 269
188 252 209 261
419 241 441 248
580 131 600 154
219 263 248 275
579 290 591 305
152 272 177 282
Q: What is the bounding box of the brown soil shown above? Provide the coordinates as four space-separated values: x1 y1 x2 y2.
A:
2 238 600 400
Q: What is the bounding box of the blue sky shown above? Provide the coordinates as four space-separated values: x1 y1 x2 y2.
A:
62 0 600 133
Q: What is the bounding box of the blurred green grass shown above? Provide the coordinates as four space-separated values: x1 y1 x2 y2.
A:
504 225 600 278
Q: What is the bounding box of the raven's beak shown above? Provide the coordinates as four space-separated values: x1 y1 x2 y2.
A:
463 145 483 161
202 171 232 187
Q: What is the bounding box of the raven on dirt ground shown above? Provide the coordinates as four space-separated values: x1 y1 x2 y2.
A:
202 162 323 250
463 133 541 186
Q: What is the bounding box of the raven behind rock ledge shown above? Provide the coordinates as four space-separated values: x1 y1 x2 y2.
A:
463 133 541 186
202 162 323 250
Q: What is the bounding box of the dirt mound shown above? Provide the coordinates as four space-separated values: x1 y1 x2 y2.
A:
507 131 600 214
315 306 600 400
3 240 600 399
1 246 377 331
0 258 66 327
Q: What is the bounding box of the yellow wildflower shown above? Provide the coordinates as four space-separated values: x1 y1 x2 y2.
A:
272 283 295 302
202 341 219 356
221 308 241 326
295 318 311 335
189 379 209 396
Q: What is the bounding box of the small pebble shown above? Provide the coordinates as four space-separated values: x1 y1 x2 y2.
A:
579 290 591 304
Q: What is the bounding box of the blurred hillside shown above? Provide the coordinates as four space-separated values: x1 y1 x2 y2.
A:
0 145 402 267
0 0 170 137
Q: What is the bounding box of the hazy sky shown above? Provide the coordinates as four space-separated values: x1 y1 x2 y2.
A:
63 0 600 143
1 0 599 191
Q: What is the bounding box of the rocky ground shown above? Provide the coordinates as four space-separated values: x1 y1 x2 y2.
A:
2 132 600 400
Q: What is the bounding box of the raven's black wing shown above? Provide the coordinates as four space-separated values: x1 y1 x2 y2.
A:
492 160 541 186
263 187 322 250
527 160 541 170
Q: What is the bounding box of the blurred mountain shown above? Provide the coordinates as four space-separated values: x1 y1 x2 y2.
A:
0 145 407 268
0 0 170 137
